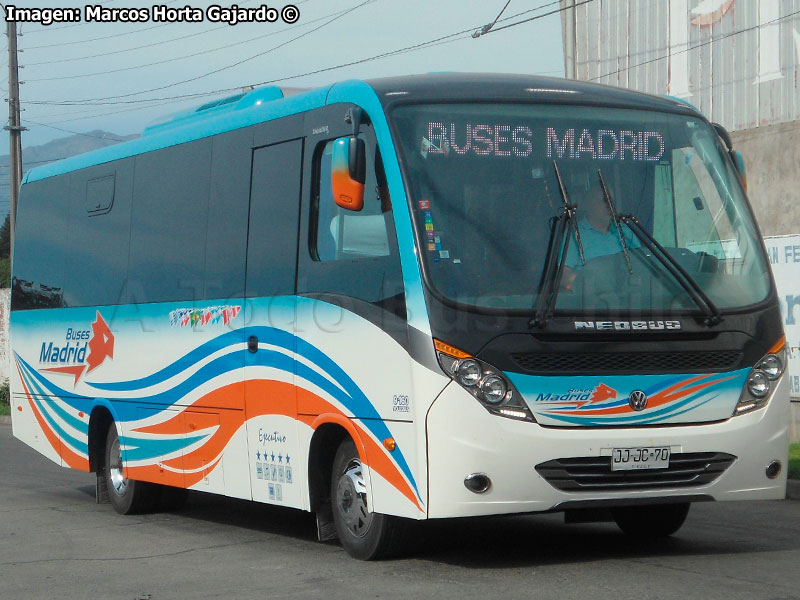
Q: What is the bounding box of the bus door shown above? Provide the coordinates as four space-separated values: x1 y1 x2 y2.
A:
244 135 305 508
295 105 420 517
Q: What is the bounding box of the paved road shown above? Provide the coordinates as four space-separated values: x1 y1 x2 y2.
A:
2 424 800 600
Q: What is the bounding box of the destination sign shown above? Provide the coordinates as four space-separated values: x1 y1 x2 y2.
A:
423 122 665 162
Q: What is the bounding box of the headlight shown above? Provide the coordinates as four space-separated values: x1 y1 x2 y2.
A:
479 375 507 404
755 354 783 380
746 371 770 398
455 359 482 387
434 339 535 422
734 337 787 416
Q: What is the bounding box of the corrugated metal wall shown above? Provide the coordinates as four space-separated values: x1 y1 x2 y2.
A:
568 0 800 132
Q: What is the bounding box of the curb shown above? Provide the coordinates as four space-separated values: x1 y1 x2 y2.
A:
787 479 800 501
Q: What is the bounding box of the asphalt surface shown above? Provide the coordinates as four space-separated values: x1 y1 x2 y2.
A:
2 422 800 600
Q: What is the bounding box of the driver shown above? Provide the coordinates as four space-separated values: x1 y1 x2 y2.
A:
562 182 639 286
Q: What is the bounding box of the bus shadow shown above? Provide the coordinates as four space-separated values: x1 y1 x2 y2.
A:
409 504 800 568
149 491 800 567
175 489 319 544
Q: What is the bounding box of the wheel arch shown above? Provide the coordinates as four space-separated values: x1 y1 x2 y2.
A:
307 415 368 513
87 402 119 473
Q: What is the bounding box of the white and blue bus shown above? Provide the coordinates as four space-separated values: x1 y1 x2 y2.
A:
10 74 789 559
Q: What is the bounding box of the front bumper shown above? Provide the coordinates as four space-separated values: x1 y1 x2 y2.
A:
425 376 789 518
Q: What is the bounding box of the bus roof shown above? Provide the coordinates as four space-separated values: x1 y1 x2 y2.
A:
24 73 700 184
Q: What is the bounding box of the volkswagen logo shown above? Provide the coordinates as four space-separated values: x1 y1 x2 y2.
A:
628 390 648 411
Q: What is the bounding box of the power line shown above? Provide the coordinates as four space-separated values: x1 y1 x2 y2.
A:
27 0 374 103
21 0 187 50
26 22 235 66
484 0 595 35
23 23 165 50
472 0 514 37
25 0 572 109
24 4 357 81
590 9 800 81
38 97 198 125
22 118 127 142
24 97 180 123
21 0 167 36
24 0 312 63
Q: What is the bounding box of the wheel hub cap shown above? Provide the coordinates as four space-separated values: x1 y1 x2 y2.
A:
108 437 128 496
335 458 372 538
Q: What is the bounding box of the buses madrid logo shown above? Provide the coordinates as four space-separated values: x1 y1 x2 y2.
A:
40 312 115 385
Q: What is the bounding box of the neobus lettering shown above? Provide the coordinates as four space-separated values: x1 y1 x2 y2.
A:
575 320 682 331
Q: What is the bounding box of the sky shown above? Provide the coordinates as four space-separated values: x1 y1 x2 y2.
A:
1 0 566 151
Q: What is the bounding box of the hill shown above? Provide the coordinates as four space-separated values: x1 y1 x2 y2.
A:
0 130 138 219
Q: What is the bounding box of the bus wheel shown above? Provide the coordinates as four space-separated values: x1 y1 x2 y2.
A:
331 438 402 560
104 425 158 515
612 502 690 538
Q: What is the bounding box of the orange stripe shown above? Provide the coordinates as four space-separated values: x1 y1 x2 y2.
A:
559 374 738 417
16 363 89 471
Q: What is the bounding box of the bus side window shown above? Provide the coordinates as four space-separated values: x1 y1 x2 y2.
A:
301 129 405 323
313 138 390 262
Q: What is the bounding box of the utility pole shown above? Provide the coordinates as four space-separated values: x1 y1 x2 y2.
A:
561 0 577 79
5 19 24 265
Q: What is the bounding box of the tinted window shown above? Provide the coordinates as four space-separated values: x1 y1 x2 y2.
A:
63 160 133 307
300 124 404 315
314 138 390 261
205 129 251 300
127 140 211 304
12 177 70 310
245 139 303 298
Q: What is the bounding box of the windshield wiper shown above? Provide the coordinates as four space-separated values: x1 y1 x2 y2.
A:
555 161 585 266
597 169 633 274
618 214 723 327
531 161 579 328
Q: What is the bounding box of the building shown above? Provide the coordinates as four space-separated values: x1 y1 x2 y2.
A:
560 0 800 235
560 0 800 433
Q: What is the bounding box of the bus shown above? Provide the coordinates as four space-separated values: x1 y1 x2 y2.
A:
9 74 789 560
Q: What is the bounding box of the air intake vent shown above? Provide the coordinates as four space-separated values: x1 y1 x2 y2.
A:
535 452 736 492
511 351 742 374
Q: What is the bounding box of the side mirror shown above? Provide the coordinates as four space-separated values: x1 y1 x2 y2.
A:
712 122 747 191
712 122 733 151
331 136 366 211
732 150 747 192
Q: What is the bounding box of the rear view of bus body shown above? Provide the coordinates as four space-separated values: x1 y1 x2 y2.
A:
9 74 788 559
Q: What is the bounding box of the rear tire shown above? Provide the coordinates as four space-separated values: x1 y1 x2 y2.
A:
331 438 405 560
612 502 690 538
104 425 159 515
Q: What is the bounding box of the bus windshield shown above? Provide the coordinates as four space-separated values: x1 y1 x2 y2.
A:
391 103 772 314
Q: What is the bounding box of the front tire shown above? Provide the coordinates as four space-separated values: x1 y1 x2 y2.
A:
612 502 690 538
331 439 405 560
104 425 159 515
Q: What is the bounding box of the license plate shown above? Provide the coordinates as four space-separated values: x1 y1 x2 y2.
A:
611 447 670 471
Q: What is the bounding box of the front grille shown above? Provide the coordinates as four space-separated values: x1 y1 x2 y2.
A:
511 351 742 374
535 452 736 492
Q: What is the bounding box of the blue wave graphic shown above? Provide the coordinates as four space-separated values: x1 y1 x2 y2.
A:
16 325 422 502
